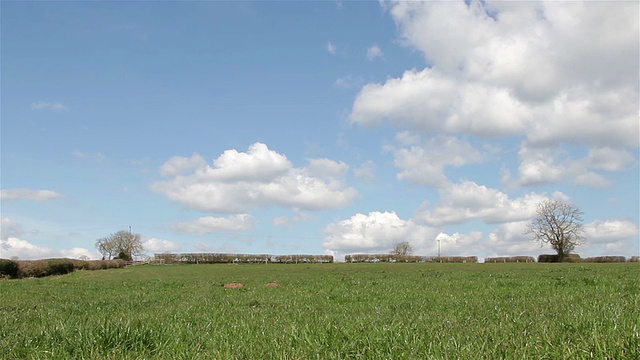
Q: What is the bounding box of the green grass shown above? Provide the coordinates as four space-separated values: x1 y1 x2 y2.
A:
1 263 638 359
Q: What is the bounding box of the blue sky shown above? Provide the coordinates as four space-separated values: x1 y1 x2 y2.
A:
2 1 639 261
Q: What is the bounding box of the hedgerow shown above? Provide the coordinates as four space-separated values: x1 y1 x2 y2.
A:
537 254 582 263
0 259 19 278
47 259 75 275
582 256 626 263
11 258 125 278
484 256 536 263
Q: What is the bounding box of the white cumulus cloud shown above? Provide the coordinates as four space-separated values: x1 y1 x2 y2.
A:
513 143 637 188
159 153 208 177
151 143 358 213
486 221 541 257
352 1 638 188
0 237 96 260
323 211 436 254
142 237 181 252
584 220 639 244
415 181 552 226
387 134 484 187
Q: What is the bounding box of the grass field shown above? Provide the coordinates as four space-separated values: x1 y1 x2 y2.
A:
1 262 638 359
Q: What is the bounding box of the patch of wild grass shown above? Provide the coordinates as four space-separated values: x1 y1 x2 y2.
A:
0 263 638 359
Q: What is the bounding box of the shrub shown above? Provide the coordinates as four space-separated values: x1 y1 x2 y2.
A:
18 260 51 278
47 259 75 275
629 256 640 262
0 259 19 278
73 259 124 270
537 254 581 263
71 259 90 270
106 259 125 268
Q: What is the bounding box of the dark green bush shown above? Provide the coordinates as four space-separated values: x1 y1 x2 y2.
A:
538 254 582 263
0 259 19 278
47 259 75 275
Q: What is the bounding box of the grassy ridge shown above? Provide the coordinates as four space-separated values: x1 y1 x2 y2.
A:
1 263 638 359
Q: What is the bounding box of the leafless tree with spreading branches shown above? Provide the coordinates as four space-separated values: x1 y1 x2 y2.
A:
392 241 413 256
526 199 585 262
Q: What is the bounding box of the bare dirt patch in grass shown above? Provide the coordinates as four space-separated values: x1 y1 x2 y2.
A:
223 282 244 288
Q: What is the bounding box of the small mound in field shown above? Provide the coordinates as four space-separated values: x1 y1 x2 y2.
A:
266 281 280 287
223 282 244 288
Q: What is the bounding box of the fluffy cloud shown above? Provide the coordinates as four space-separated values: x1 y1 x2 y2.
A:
415 181 552 226
0 237 96 260
586 147 636 172
351 68 529 136
323 211 436 254
514 144 637 187
30 101 68 111
59 247 97 259
387 1 638 103
151 143 358 213
485 221 541 256
159 153 207 177
388 133 484 187
433 231 485 257
352 1 638 187
142 237 181 252
0 189 64 201
172 214 256 235
583 220 639 244
516 146 568 186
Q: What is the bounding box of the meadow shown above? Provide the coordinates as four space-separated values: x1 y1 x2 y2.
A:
1 262 638 359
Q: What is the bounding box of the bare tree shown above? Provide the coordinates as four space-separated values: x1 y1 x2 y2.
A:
526 199 585 262
95 237 117 260
392 241 413 256
95 230 144 261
